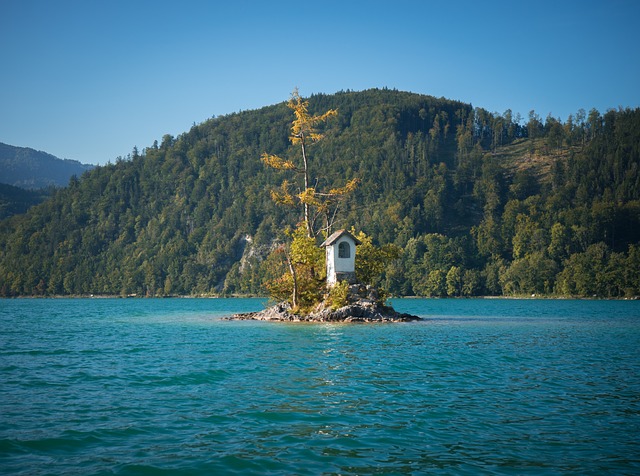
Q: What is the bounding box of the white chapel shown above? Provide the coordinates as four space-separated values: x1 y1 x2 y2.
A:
320 229 362 286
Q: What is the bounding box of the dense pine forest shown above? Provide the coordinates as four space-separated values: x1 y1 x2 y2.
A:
0 184 51 221
0 89 639 298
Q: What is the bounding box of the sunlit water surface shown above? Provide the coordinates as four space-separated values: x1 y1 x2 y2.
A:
1 298 639 475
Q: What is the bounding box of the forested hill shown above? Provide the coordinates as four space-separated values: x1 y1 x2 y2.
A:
0 184 50 221
1 89 639 297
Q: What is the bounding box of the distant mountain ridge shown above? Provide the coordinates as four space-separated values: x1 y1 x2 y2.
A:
0 142 94 189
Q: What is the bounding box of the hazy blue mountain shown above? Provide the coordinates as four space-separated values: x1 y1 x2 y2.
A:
0 142 94 189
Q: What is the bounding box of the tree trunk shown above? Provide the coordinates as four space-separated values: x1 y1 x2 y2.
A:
286 252 298 309
300 136 313 238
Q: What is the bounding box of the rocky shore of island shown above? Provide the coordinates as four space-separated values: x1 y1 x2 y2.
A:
228 284 421 323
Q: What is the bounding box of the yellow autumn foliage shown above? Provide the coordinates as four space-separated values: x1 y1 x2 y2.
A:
260 153 297 171
288 88 337 144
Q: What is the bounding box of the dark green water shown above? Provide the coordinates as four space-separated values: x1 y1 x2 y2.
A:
1 298 639 475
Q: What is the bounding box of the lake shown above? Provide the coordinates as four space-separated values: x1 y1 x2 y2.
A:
1 298 639 475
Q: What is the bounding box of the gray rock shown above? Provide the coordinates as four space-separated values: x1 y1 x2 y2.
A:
228 293 421 323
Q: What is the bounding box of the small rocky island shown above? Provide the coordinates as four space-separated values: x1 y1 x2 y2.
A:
230 283 421 322
229 230 421 323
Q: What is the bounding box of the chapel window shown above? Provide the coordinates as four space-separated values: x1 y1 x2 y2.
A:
338 242 350 258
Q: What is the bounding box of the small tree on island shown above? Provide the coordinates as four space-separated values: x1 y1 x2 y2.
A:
260 89 398 313
352 229 401 287
263 223 325 311
264 224 399 313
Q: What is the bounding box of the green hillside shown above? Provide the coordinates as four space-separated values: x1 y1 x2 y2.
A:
0 89 639 297
0 183 51 220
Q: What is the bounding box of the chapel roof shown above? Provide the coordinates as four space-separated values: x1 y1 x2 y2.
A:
320 229 362 247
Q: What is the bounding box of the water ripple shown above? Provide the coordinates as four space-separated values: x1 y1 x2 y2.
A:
1 298 639 474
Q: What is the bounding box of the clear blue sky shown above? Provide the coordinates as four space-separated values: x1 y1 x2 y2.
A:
1 0 638 165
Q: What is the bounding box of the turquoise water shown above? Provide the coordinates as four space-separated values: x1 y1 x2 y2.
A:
1 298 639 475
